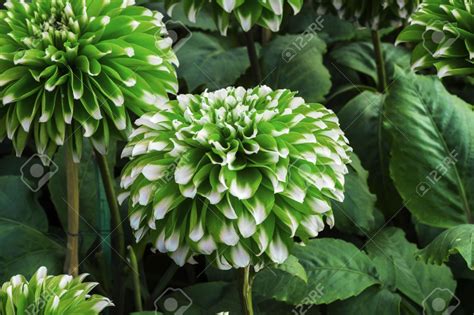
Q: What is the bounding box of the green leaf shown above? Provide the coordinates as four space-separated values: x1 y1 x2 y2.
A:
0 175 48 231
289 238 380 304
366 227 456 307
332 153 379 235
331 42 410 84
338 90 402 216
418 224 474 270
0 218 64 282
385 71 474 227
176 32 251 92
328 286 401 315
253 255 308 303
261 34 331 102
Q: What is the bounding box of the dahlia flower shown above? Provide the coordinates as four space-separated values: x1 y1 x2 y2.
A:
0 0 178 161
120 86 352 269
0 266 113 314
164 0 304 34
397 0 473 78
314 0 419 29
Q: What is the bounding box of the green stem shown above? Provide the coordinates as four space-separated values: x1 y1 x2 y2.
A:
94 150 125 258
244 28 262 84
128 246 143 312
65 140 80 276
239 266 254 315
371 29 388 93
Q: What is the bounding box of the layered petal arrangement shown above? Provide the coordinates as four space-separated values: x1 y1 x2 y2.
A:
397 0 474 78
0 0 178 161
0 266 113 314
314 0 419 29
164 0 303 34
120 86 352 269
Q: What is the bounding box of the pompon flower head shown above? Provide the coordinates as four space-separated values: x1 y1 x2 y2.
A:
314 0 419 29
397 0 474 78
120 86 352 269
164 0 304 35
0 0 178 161
0 266 113 314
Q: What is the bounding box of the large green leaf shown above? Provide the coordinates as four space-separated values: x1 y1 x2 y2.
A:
418 224 474 270
328 286 401 315
176 32 251 92
0 218 64 282
332 153 379 235
261 34 331 102
385 72 474 227
330 42 410 85
338 91 402 216
290 238 379 305
0 175 47 231
366 227 456 308
253 255 308 303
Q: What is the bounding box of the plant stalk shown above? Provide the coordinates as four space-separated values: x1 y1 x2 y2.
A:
94 150 125 258
65 141 80 277
128 246 143 312
239 266 254 315
371 29 388 93
244 28 262 84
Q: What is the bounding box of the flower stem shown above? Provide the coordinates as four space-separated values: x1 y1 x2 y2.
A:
371 29 388 93
240 266 254 315
128 246 143 312
149 263 179 306
244 28 262 84
94 150 125 259
65 140 80 277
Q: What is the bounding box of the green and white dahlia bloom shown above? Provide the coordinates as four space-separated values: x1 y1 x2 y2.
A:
0 266 113 314
314 0 419 29
0 0 178 161
164 0 303 34
397 0 474 77
120 86 352 269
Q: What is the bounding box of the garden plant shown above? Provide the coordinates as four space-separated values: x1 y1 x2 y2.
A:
0 0 473 314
